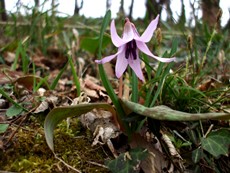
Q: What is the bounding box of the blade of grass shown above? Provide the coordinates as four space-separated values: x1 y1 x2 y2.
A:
150 63 173 107
97 10 129 134
11 41 21 71
34 76 50 91
50 61 68 90
142 54 152 81
32 62 37 91
21 43 29 74
68 55 81 97
148 38 178 107
0 87 28 112
144 62 164 107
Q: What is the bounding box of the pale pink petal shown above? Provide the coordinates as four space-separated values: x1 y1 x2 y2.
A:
95 54 117 64
136 41 176 62
133 26 141 40
95 46 125 64
115 48 128 78
136 15 159 43
110 20 125 47
128 54 145 81
122 20 134 43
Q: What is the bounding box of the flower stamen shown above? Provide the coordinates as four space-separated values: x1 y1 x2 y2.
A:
125 40 137 60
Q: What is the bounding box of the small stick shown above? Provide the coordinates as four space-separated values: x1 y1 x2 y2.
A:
54 153 82 173
87 161 108 169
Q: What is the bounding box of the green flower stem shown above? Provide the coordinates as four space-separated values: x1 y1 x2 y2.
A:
131 70 138 103
98 10 130 134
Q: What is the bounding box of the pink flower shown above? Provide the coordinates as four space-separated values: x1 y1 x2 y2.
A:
95 15 176 81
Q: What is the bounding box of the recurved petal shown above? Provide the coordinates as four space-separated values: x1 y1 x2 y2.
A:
136 41 176 62
115 48 128 78
128 55 145 81
95 54 117 64
95 46 125 64
136 15 159 43
111 20 125 47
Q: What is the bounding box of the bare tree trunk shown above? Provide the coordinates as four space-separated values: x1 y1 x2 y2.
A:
224 10 230 32
119 0 125 16
0 0 7 21
74 0 83 15
145 0 166 21
128 0 134 19
34 0 39 7
177 0 186 26
202 0 220 29
106 0 111 11
51 0 56 19
165 0 173 23
34 0 39 13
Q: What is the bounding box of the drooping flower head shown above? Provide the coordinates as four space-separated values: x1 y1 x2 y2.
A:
95 15 176 81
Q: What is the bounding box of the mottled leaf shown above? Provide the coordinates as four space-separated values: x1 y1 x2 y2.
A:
192 148 203 163
119 99 230 121
201 129 230 158
105 148 148 173
44 103 116 151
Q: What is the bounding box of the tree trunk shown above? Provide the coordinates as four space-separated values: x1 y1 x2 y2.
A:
165 0 173 23
106 0 111 11
177 0 186 26
74 0 83 15
0 0 7 21
202 0 220 29
34 0 39 7
119 0 125 16
145 0 166 21
128 0 134 19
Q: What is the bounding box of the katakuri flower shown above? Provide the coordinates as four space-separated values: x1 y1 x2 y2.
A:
95 15 176 81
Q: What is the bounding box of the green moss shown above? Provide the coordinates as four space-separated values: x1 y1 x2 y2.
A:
0 116 111 173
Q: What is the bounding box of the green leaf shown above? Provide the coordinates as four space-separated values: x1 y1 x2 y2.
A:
80 36 110 54
68 55 81 96
192 148 203 163
50 60 68 90
0 124 9 133
119 99 230 121
201 129 230 158
105 148 148 173
44 103 116 151
0 87 27 112
6 104 23 117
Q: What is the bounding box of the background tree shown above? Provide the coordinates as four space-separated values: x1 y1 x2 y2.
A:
145 0 167 21
177 0 186 27
0 0 7 21
165 0 173 23
119 0 125 16
74 0 83 15
34 0 39 7
224 9 230 32
202 0 220 29
128 0 134 19
106 0 111 11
